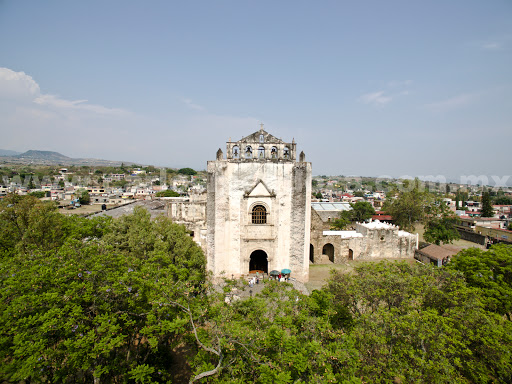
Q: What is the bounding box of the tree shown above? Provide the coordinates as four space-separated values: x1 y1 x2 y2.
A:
446 244 512 320
423 198 460 245
325 261 512 383
347 201 375 222
178 167 197 176
0 203 206 383
29 191 45 198
330 202 375 230
77 188 90 205
330 215 350 230
383 182 426 231
155 190 180 197
495 196 512 205
481 190 494 217
314 192 323 199
185 281 361 383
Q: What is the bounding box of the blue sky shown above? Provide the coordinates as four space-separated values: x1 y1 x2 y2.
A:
1 0 511 184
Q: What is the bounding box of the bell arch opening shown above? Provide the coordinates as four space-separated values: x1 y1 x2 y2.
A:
249 250 268 273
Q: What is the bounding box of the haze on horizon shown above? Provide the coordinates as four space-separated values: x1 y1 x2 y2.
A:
0 1 511 185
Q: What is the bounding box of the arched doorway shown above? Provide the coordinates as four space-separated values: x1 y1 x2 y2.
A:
348 249 354 260
310 244 314 263
323 243 334 263
249 250 268 273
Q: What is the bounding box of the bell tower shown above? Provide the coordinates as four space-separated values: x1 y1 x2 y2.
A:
206 126 312 281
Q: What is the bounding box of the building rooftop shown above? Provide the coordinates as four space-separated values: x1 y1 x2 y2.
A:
323 230 363 238
311 202 351 211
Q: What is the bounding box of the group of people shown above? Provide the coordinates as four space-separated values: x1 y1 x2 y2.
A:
274 273 289 282
247 273 290 287
248 276 260 287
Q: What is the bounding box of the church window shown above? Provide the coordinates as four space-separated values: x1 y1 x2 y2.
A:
283 146 290 159
252 205 267 224
258 146 265 158
232 145 240 159
260 134 264 143
245 146 252 159
271 146 277 159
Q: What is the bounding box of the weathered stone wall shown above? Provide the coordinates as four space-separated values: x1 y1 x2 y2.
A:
166 198 207 248
353 222 416 259
310 220 417 263
206 157 311 282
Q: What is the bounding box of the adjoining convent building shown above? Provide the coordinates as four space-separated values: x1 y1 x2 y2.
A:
161 126 417 282
206 126 312 282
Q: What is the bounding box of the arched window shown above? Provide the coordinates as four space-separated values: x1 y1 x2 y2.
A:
232 145 240 159
252 205 267 224
258 146 265 158
245 146 252 159
271 146 278 159
283 146 290 159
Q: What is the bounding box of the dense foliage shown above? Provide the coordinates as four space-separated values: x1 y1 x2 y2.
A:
155 190 180 197
481 191 494 217
0 195 206 382
384 180 460 245
446 245 512 320
423 197 460 245
383 181 426 232
178 168 197 176
331 201 375 230
1 195 511 383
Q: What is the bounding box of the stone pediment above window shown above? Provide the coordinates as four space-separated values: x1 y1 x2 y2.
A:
244 180 276 198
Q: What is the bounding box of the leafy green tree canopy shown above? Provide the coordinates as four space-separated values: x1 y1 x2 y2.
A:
77 188 90 205
423 198 460 245
155 190 180 197
481 191 495 217
0 199 206 383
178 167 197 176
383 179 427 232
446 244 512 319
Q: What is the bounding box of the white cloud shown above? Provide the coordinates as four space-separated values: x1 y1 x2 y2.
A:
358 91 392 106
34 94 129 115
358 80 412 107
424 93 476 111
181 97 205 111
0 67 129 116
0 67 40 101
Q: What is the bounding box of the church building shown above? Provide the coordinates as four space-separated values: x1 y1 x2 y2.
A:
206 126 312 281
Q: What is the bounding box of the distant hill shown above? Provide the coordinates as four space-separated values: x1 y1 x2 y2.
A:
15 150 71 162
0 149 137 167
0 149 22 156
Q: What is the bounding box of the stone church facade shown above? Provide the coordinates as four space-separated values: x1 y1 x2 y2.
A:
206 127 312 281
164 126 416 282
